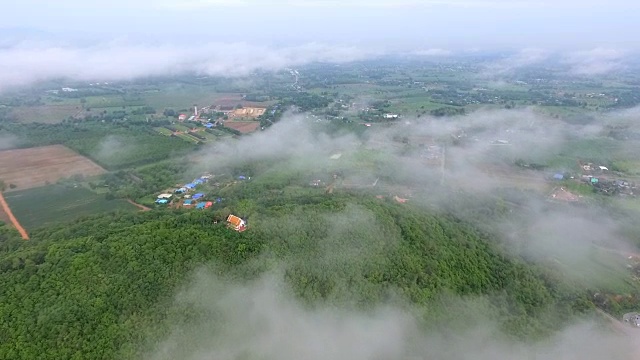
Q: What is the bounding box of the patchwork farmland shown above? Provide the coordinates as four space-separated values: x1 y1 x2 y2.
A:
0 145 106 191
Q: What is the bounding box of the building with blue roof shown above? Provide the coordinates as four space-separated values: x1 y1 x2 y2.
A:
193 193 205 200
185 183 196 189
553 173 564 180
196 202 206 209
183 199 194 206
155 199 169 205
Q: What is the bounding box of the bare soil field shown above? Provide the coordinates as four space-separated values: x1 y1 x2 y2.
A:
550 187 581 202
229 107 266 118
224 121 260 134
0 145 106 191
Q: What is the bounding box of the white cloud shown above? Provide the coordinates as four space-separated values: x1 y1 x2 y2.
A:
413 48 452 56
564 48 626 75
483 48 550 75
0 41 379 91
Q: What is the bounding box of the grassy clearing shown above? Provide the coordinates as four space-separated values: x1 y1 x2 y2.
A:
4 185 137 230
82 95 144 109
140 86 241 109
155 127 173 136
173 124 192 132
560 181 595 196
556 248 639 293
9 105 83 123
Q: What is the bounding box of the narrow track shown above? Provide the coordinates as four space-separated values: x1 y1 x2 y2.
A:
126 199 151 211
0 192 29 240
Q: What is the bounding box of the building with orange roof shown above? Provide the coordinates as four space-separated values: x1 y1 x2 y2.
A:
226 214 247 232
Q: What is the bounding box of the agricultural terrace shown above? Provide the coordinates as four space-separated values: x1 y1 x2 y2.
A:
1 123 196 169
0 145 106 191
3 185 138 230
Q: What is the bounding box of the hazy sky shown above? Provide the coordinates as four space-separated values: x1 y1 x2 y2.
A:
0 0 636 89
3 0 639 50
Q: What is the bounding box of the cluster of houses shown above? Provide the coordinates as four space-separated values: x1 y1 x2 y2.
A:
155 175 214 206
577 163 636 196
154 173 248 232
155 193 173 205
546 162 637 197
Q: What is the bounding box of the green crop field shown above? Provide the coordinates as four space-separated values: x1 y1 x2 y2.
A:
4 185 139 230
173 124 192 132
154 127 173 136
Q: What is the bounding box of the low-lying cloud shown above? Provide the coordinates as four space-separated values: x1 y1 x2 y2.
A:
483 48 550 76
412 48 452 57
193 106 640 289
0 41 378 91
148 270 640 360
564 48 627 75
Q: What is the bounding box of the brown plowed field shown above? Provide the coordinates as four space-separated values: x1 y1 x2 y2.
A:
224 121 260 134
0 145 106 191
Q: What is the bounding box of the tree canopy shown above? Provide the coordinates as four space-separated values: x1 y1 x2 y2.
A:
0 193 594 359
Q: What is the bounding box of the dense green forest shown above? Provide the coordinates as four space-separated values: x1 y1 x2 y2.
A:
0 193 597 359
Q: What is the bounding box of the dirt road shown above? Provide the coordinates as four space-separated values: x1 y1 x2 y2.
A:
127 199 151 211
0 192 29 240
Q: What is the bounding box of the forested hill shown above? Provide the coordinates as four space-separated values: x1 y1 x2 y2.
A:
0 195 591 359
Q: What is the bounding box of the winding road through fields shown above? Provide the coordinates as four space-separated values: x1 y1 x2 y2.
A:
0 192 29 240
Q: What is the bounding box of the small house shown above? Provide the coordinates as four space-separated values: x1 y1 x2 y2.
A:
205 123 214 128
155 199 169 205
193 193 205 200
226 214 247 232
183 199 194 206
185 183 196 189
591 178 599 184
157 193 173 199
196 202 206 209
175 187 187 194
205 201 213 209
553 174 564 180
238 176 247 180
178 114 187 121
